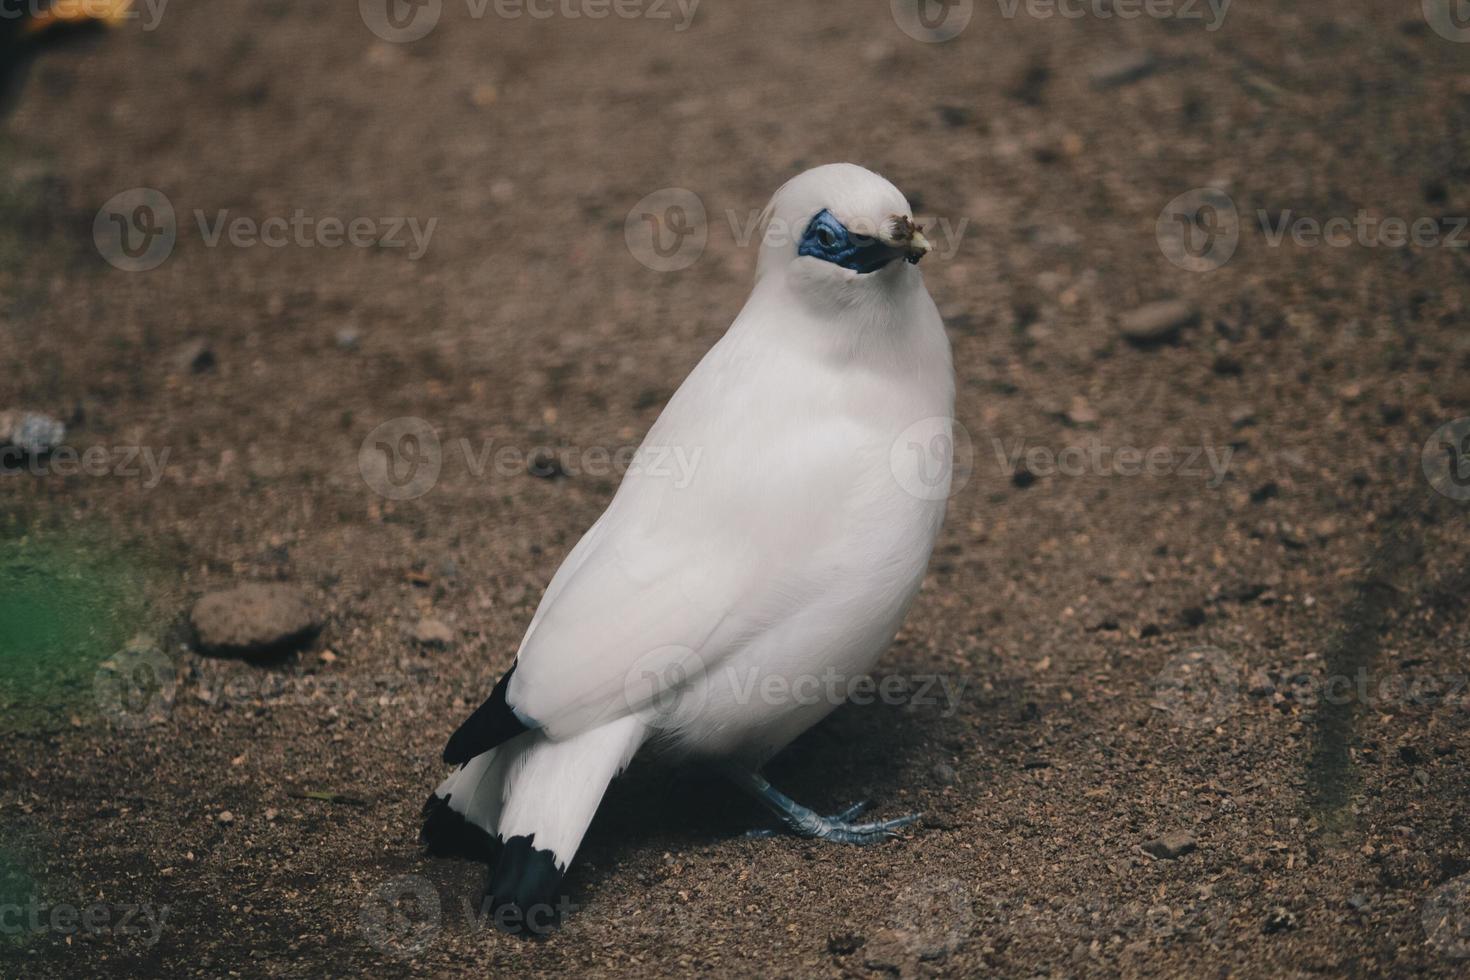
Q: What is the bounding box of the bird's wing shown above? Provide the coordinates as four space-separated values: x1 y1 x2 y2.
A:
502 368 879 741
488 321 887 743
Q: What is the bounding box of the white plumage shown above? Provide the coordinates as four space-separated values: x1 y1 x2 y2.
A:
428 163 954 921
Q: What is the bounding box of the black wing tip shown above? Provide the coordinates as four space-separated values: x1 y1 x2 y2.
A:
480 835 567 938
419 792 500 863
442 664 531 765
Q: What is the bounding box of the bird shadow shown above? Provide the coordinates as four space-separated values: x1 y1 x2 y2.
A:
572 685 947 888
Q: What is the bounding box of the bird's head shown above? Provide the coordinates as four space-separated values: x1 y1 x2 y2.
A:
756 163 931 289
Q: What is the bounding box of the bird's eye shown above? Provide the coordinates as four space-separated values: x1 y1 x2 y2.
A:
815 226 839 249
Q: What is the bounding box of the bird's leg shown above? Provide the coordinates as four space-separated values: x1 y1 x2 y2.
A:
721 765 920 845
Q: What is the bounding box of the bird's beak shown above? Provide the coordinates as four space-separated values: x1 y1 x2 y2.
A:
880 215 932 265
907 228 933 261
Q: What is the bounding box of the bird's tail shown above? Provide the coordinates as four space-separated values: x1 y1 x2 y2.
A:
422 714 645 933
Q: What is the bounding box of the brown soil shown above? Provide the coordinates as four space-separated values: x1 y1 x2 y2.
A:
3 1 1470 976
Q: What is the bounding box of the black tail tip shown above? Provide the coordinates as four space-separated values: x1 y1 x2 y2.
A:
420 792 498 863
479 835 568 937
442 665 531 765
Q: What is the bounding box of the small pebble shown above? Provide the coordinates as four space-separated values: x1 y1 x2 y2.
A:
0 410 66 455
1119 300 1197 346
177 338 216 373
528 449 567 479
1090 50 1158 89
411 618 455 647
1142 831 1197 860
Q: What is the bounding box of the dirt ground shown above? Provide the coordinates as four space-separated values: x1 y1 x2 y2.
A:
3 0 1470 976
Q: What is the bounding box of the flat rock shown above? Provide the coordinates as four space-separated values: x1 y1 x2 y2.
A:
1143 831 1198 859
191 584 320 658
1119 300 1198 346
410 618 455 646
176 338 216 374
1090 50 1158 89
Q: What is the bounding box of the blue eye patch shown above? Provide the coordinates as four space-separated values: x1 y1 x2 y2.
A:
797 209 912 275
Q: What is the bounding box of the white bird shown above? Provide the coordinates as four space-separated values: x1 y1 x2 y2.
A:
422 163 955 932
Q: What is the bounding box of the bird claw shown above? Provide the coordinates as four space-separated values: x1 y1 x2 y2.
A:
810 810 921 845
745 805 920 845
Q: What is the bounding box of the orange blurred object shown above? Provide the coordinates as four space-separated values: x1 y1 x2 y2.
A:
21 0 133 37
